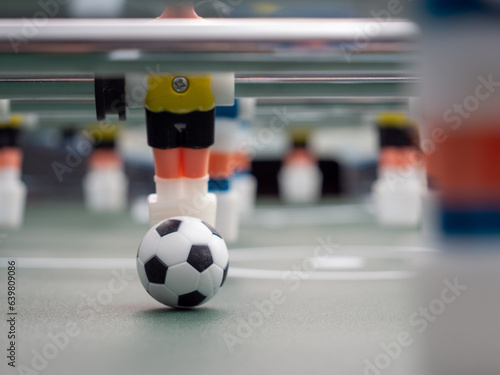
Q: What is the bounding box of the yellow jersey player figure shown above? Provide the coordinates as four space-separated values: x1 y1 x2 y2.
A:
145 1 234 227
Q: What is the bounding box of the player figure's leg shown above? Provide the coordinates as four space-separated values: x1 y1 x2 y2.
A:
145 100 217 227
153 148 182 179
182 148 210 179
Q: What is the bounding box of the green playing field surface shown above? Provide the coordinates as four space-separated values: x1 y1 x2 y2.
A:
0 201 430 375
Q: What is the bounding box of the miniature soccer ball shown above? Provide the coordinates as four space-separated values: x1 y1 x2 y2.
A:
137 216 229 308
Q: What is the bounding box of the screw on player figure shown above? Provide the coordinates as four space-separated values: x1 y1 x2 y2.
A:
172 77 189 93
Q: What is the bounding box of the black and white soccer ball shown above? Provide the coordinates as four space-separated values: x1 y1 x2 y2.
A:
137 216 229 308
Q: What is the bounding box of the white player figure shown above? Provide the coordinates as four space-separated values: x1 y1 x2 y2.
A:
278 128 323 204
82 124 129 213
232 99 258 217
371 112 425 227
0 100 27 229
209 98 257 242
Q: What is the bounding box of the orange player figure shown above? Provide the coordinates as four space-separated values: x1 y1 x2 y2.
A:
145 2 234 227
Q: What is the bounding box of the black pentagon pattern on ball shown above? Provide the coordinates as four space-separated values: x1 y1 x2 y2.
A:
187 245 213 272
144 256 168 284
202 221 222 239
221 262 229 287
156 219 182 237
178 291 207 307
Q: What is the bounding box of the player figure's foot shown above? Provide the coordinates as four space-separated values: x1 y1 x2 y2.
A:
147 176 217 228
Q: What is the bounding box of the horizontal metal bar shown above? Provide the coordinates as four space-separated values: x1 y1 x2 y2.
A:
236 74 419 83
12 97 407 108
235 74 418 98
257 97 408 105
0 53 416 74
0 18 418 73
0 74 419 100
0 78 95 100
0 19 418 51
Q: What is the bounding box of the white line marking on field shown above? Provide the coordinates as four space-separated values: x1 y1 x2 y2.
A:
228 267 415 281
0 245 435 281
0 258 135 269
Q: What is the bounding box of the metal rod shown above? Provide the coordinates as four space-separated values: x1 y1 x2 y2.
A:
0 74 418 100
0 19 418 73
0 19 418 51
